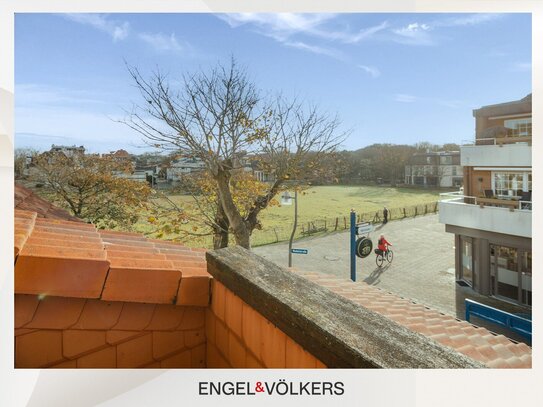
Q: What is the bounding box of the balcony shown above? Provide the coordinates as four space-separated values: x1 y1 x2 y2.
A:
460 137 531 168
439 192 532 238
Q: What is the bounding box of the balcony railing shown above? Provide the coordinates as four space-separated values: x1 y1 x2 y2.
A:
461 135 532 146
439 192 532 211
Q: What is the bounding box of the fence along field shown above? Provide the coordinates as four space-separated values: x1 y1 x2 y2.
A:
250 201 439 247
136 186 442 248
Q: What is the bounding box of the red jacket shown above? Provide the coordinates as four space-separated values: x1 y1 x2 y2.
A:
378 237 391 252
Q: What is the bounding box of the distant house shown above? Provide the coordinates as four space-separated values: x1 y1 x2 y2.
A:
49 144 85 157
166 156 206 181
103 149 132 162
405 151 463 188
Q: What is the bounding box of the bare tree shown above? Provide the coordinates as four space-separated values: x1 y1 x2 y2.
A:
125 59 347 249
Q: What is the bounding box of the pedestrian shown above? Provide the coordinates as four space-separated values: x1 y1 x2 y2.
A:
383 207 389 224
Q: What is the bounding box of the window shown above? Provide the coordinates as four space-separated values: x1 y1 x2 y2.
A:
492 172 531 197
452 166 457 176
504 118 531 137
460 237 474 286
440 155 452 165
490 245 532 306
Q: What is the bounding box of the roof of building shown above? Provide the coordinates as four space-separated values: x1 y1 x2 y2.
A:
15 184 83 222
15 208 209 305
473 93 532 118
292 269 531 368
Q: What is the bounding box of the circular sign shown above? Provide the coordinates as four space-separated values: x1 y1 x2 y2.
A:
355 237 373 258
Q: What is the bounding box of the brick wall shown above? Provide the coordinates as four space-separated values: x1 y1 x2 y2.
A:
206 281 326 368
15 294 206 368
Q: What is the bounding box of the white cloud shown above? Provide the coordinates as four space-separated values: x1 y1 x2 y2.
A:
219 13 336 42
390 14 504 46
394 94 417 103
284 41 344 59
218 13 388 57
392 23 434 46
358 65 381 78
62 14 129 42
138 32 186 53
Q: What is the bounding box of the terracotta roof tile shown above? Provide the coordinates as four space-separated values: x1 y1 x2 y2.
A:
14 210 37 257
15 184 82 222
15 330 64 368
146 304 186 331
102 266 181 304
62 330 107 359
77 346 117 368
160 349 192 368
111 303 156 331
152 331 186 360
23 297 86 330
70 300 124 330
292 269 531 368
15 255 110 299
176 275 211 306
14 294 40 328
106 330 145 345
14 206 211 306
116 333 154 368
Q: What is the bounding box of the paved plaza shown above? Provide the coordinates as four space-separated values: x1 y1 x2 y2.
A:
255 214 459 316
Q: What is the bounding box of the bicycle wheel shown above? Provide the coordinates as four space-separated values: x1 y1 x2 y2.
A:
386 249 394 263
376 254 384 267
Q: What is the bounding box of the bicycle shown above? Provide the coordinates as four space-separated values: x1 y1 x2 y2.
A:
375 248 393 267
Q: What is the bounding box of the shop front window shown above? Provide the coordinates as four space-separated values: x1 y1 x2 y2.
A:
490 244 531 306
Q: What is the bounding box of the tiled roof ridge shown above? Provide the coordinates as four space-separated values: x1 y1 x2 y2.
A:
15 183 84 222
14 209 210 307
291 269 531 369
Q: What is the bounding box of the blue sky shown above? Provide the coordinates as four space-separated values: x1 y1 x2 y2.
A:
15 13 531 153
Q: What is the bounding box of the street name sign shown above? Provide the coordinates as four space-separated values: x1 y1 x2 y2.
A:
291 248 308 254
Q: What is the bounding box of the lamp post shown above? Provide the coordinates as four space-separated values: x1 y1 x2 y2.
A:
288 189 298 268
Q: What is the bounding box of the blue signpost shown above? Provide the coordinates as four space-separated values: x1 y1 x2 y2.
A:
350 209 356 282
291 249 308 254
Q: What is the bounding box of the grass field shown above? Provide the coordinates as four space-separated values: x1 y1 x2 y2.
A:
134 185 443 247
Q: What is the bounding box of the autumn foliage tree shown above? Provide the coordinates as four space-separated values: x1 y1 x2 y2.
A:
125 59 347 249
30 151 152 229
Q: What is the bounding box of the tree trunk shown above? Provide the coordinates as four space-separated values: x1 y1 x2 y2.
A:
213 204 229 249
215 168 251 249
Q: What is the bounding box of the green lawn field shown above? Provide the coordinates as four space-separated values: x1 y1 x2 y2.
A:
134 185 443 247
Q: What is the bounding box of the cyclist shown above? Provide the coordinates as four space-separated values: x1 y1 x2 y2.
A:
377 235 391 256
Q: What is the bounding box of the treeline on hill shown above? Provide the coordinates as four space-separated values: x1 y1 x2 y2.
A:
312 141 460 187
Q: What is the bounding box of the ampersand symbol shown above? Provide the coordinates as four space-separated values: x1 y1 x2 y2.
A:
255 382 264 393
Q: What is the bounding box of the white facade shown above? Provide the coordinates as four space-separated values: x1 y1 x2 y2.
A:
461 144 531 167
405 164 463 187
439 197 532 238
166 157 206 181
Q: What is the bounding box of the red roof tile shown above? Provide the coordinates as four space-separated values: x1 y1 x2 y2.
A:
292 269 532 369
14 205 211 307
15 184 83 222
